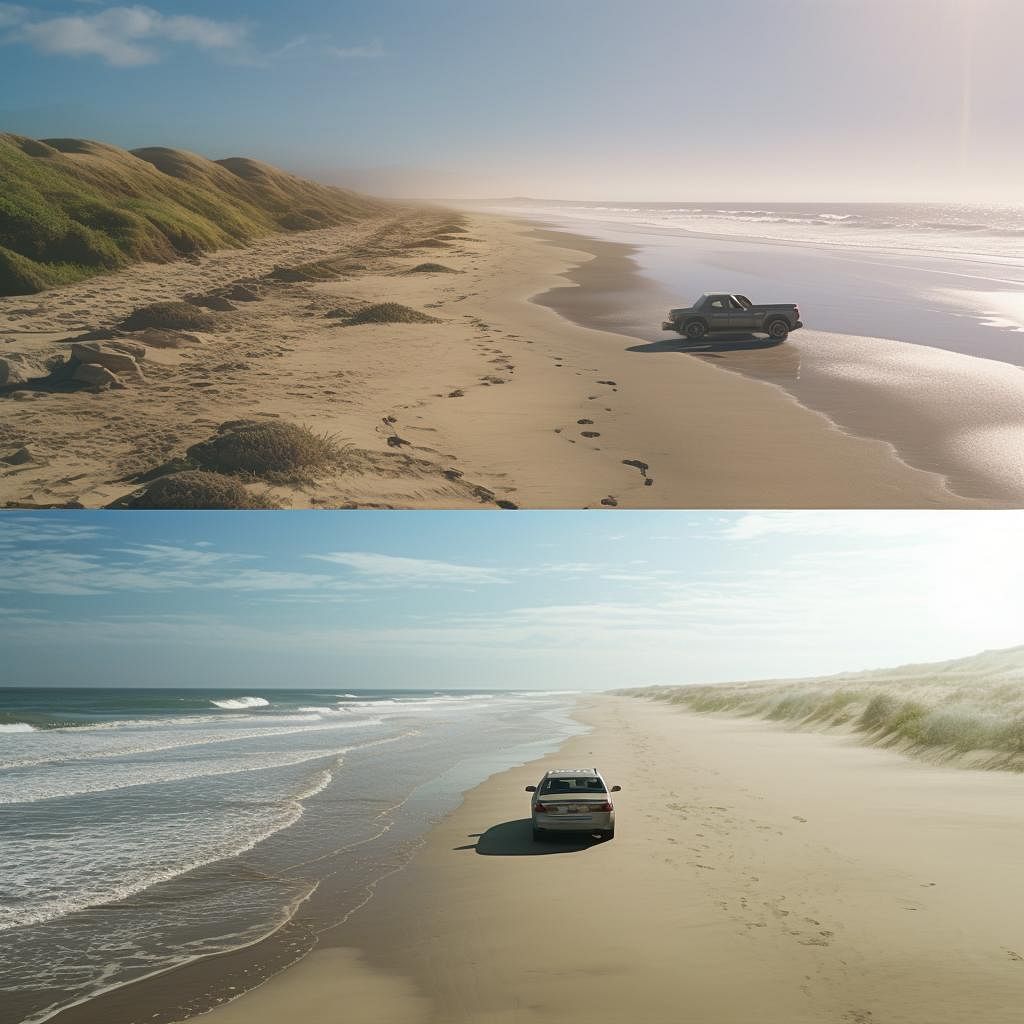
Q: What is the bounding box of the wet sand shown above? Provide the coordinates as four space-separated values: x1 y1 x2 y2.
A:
530 225 1024 505
198 696 1024 1024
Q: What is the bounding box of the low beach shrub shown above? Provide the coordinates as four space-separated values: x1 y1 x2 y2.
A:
121 301 217 331
403 263 459 274
187 420 341 480
347 303 439 325
128 471 267 509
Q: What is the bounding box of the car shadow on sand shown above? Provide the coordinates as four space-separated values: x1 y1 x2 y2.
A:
453 818 603 856
627 332 785 356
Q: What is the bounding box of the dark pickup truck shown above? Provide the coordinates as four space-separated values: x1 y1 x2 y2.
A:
662 293 803 341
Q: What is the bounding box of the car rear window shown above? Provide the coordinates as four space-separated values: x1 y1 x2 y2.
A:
540 777 607 794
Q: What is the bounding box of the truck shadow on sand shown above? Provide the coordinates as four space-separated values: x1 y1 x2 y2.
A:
454 818 601 856
627 332 785 356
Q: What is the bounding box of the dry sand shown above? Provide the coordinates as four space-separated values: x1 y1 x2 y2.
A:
0 212 971 509
200 696 1024 1024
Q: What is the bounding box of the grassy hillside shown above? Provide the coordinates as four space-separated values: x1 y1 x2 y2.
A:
622 645 1024 769
0 134 388 295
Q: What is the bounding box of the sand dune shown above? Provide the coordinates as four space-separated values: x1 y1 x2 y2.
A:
0 134 387 294
624 643 1024 770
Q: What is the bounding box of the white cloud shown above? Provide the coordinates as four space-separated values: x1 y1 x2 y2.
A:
0 517 106 547
5 5 247 66
308 551 506 585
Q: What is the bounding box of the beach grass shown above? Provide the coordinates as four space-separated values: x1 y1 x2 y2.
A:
0 133 387 295
121 301 218 331
126 471 271 509
346 302 440 325
623 646 1024 769
186 420 343 481
403 262 459 274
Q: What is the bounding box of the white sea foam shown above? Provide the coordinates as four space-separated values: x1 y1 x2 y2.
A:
0 765 335 933
0 723 36 732
210 696 270 710
0 747 351 806
0 716 385 771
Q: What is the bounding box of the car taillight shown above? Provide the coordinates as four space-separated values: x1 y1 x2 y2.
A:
593 801 613 812
534 802 549 813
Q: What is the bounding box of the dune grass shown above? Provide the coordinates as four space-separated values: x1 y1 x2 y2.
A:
347 302 439 325
127 471 270 509
403 262 459 274
0 133 387 295
121 301 217 331
186 420 342 481
621 645 1024 769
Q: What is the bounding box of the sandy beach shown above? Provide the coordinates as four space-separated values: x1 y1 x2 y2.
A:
190 695 1024 1024
0 211 972 509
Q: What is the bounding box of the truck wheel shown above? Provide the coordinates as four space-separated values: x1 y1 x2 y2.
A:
684 320 707 341
767 319 789 340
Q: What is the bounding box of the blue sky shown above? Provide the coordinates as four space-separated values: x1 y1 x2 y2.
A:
1 0 1020 200
2 510 1023 690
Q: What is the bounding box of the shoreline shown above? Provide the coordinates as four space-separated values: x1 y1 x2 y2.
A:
2 210 968 509
195 696 1024 1024
28 696 586 1024
526 219 1024 505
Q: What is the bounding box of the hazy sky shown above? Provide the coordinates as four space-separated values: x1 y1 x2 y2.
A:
2 510 1023 690
1 0 1020 200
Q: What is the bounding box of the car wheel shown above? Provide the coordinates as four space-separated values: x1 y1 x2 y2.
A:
685 320 707 341
532 827 545 842
767 319 789 340
602 828 615 841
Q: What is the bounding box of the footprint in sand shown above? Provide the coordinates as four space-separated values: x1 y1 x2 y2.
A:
581 431 600 438
600 496 618 507
622 458 654 486
596 379 616 385
577 418 594 425
447 389 465 398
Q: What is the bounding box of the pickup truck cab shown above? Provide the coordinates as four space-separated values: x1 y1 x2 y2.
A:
663 293 802 341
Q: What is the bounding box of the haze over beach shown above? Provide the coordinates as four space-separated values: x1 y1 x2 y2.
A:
3 510 1024 1024
3 0 1024 508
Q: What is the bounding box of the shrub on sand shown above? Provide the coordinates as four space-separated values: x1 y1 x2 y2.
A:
187 420 341 480
347 303 439 325
128 471 267 509
403 263 458 274
122 301 216 331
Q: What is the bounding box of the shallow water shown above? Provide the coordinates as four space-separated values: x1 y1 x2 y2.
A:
0 687 584 1024
493 199 1024 364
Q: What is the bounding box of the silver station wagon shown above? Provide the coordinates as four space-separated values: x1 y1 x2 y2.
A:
526 767 621 842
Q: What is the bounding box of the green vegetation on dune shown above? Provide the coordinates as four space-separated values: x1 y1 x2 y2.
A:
346 302 440 325
186 420 343 482
621 645 1024 769
0 133 387 295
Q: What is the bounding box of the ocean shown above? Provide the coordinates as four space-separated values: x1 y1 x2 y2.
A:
498 199 1024 266
493 198 1024 361
0 687 584 1024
